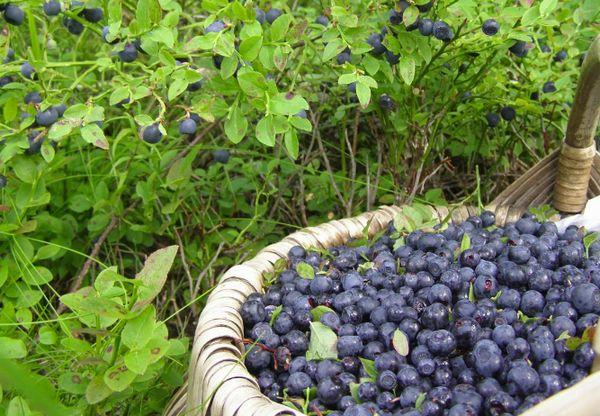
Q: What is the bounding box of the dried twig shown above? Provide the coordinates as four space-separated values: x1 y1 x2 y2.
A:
310 112 347 214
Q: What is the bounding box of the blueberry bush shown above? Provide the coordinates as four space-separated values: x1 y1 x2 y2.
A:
0 0 598 414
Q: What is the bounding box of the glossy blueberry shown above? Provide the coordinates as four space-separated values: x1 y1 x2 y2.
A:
118 43 138 62
432 20 454 41
265 8 283 24
486 113 500 128
4 4 24 25
35 108 59 126
482 19 499 36
418 18 433 36
500 106 516 121
315 15 329 26
43 1 61 16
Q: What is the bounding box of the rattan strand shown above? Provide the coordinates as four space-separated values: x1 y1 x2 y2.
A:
554 143 597 212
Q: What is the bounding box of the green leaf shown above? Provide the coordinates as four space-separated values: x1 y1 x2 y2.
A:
0 337 27 359
136 0 161 31
85 375 112 404
290 116 311 132
584 232 599 257
80 124 108 150
103 363 137 392
13 157 37 184
224 104 248 144
358 75 378 89
134 245 178 308
403 5 419 27
269 305 283 326
168 78 188 101
306 322 338 361
556 330 571 341
398 56 416 85
7 397 31 416
269 93 309 116
122 305 156 350
460 233 471 252
310 305 336 321
355 83 371 107
255 116 276 146
284 129 299 159
338 73 358 85
124 348 151 375
270 14 292 42
38 326 58 345
220 55 239 79
239 36 263 61
469 282 475 302
349 382 361 403
540 0 558 16
58 372 87 395
415 392 427 411
237 70 267 97
295 262 315 279
359 358 378 379
214 31 236 57
392 329 409 356
322 38 344 61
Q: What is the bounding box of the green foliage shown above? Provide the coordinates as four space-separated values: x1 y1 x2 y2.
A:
0 0 598 413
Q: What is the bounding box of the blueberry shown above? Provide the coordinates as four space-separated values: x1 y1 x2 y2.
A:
509 41 528 57
357 381 378 402
418 18 433 36
540 373 563 395
432 21 454 41
43 1 61 16
367 33 386 55
571 283 600 314
486 113 500 128
485 391 517 414
543 81 557 93
175 118 196 135
118 43 138 62
474 275 499 298
265 8 283 24
213 149 230 164
82 7 103 23
507 365 539 395
573 342 595 368
285 371 313 396
459 249 481 269
491 324 515 349
553 49 567 62
337 336 363 357
245 345 271 372
482 19 499 36
3 4 24 25
427 330 456 356
35 108 59 127
399 385 423 408
63 17 84 35
337 51 351 65
315 15 329 26
500 106 516 121
21 62 35 79
317 377 343 405
282 330 308 355
385 50 400 65
0 175 7 188
205 19 226 34
398 365 421 387
254 7 266 23
550 315 576 338
376 370 397 391
473 340 503 377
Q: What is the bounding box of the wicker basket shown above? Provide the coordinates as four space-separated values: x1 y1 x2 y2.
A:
165 35 600 416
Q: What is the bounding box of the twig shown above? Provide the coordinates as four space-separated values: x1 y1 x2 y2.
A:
56 202 138 314
56 215 119 314
310 112 347 214
165 122 217 170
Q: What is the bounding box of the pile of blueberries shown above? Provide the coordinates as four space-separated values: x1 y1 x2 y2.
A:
241 210 600 415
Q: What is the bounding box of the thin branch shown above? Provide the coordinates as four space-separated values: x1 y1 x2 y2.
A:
310 112 347 212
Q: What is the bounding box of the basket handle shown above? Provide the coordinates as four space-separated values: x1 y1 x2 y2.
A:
553 35 600 213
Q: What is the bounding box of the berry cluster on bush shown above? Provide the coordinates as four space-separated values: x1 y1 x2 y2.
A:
241 211 600 415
